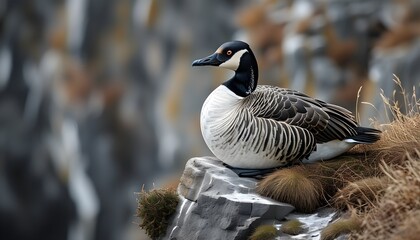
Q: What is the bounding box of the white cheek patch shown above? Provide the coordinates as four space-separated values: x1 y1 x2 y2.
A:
219 49 248 71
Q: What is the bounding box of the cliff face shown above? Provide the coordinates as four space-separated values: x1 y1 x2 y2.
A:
164 157 337 240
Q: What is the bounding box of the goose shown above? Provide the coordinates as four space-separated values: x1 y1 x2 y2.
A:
192 41 380 176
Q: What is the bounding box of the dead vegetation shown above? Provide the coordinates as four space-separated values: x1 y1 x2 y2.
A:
249 225 278 240
321 213 361 240
332 177 388 211
258 78 420 239
350 152 420 240
136 188 179 239
280 219 305 235
256 166 324 213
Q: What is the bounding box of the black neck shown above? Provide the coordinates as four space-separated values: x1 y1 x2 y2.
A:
222 51 258 97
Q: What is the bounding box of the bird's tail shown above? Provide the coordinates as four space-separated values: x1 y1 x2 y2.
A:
345 127 381 144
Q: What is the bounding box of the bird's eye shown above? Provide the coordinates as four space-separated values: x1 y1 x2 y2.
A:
226 50 232 56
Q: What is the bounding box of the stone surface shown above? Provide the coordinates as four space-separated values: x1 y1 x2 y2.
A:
164 157 295 240
362 39 420 125
276 208 338 240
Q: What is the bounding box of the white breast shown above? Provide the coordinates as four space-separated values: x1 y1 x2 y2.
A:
200 85 283 169
200 85 243 147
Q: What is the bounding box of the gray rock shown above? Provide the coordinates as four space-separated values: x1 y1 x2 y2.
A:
363 39 420 126
277 208 338 240
164 156 295 240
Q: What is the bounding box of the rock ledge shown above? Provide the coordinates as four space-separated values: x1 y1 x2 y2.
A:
164 157 294 240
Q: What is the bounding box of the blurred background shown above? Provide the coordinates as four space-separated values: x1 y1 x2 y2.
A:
0 0 419 239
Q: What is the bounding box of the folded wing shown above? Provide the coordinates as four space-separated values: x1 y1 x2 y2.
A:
242 85 359 143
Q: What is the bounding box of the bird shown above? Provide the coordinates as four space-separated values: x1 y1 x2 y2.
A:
192 41 380 175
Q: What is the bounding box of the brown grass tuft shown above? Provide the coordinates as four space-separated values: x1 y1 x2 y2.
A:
249 225 278 240
351 151 420 240
352 113 420 167
256 166 324 213
333 177 388 211
136 188 179 239
315 157 380 193
321 214 361 240
280 219 305 235
257 157 381 213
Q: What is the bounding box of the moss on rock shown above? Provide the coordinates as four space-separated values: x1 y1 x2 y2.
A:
280 219 305 235
249 225 278 240
136 188 179 239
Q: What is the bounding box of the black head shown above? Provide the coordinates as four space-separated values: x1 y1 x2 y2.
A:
192 41 259 97
192 41 252 71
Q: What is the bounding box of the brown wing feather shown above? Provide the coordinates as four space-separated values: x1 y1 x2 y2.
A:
241 85 358 143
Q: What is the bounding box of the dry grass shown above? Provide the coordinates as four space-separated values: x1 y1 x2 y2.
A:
315 157 380 193
256 157 380 212
352 77 420 167
249 225 278 240
351 113 420 166
333 80 420 213
136 188 179 239
333 177 388 211
321 214 361 240
388 210 420 240
280 219 305 235
256 166 324 213
342 80 420 240
258 78 420 215
350 151 420 240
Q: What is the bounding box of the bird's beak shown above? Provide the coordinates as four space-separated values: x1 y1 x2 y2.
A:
192 53 222 67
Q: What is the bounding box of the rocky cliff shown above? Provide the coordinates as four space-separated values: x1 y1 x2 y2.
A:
163 157 337 240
